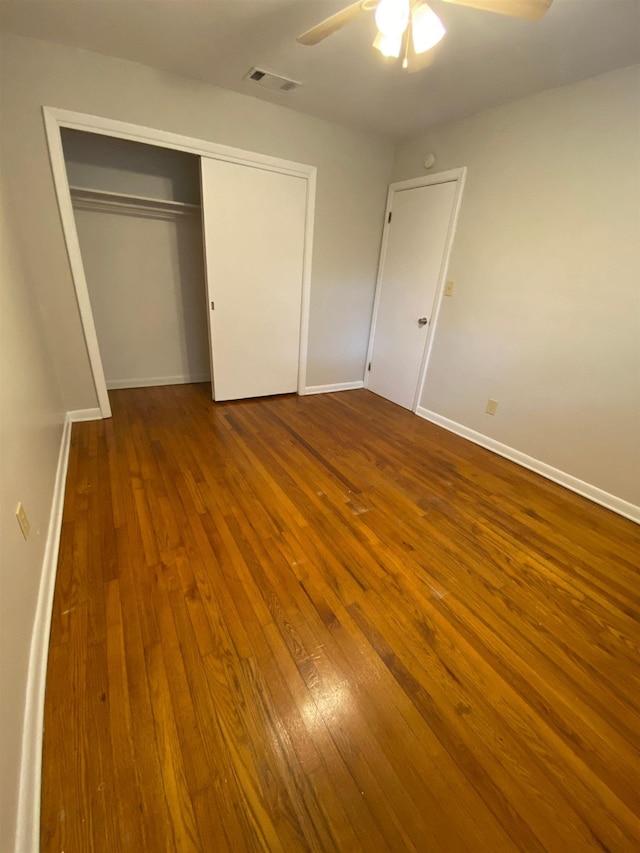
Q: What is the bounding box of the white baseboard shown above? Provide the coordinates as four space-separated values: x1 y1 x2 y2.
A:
415 407 640 524
106 374 210 390
67 407 102 422
15 413 75 853
304 381 364 395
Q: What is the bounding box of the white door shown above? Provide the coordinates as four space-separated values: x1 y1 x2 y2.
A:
200 158 307 401
368 179 459 410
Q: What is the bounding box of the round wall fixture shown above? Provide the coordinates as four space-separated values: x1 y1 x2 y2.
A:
424 153 436 170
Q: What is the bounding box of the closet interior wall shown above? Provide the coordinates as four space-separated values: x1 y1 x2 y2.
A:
62 129 211 391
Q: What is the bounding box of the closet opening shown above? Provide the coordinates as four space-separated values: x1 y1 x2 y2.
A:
61 129 211 397
44 107 316 419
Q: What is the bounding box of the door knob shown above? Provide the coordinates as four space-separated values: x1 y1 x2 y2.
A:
418 317 428 327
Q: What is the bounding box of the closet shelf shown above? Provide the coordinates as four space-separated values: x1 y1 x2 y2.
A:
69 186 201 219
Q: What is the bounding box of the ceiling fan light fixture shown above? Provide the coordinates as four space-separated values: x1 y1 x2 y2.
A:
372 30 403 58
411 3 446 54
375 0 411 39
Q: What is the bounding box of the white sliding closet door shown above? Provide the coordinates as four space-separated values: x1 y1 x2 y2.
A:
200 158 307 401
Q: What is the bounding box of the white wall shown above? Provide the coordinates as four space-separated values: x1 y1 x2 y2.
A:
0 33 394 408
0 174 65 851
73 206 211 389
392 65 640 507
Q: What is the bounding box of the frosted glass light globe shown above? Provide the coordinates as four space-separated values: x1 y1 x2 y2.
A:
412 3 446 54
373 31 403 58
375 0 410 39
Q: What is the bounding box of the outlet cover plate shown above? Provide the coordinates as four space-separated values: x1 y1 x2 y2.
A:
16 502 31 540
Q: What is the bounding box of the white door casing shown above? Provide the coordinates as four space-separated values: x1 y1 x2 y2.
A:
366 169 466 411
200 158 307 401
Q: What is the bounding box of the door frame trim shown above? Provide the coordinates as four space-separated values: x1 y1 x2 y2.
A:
43 106 316 417
364 167 466 411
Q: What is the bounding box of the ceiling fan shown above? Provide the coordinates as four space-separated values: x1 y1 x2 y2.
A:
297 0 553 73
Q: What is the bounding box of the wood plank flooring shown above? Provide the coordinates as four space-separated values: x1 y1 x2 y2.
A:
42 384 640 852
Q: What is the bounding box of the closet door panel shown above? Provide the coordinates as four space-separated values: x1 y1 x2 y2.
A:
200 158 306 401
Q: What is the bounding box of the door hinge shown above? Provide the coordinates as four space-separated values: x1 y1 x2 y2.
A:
211 301 215 310
387 211 392 224
368 362 371 372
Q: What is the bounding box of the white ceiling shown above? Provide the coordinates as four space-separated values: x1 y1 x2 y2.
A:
1 0 639 139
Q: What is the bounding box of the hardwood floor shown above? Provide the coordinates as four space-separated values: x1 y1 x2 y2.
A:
42 384 640 852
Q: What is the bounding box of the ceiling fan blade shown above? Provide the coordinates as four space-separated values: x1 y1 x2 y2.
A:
297 1 368 46
441 0 552 20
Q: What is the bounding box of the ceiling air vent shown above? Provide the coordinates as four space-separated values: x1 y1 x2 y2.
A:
244 67 302 93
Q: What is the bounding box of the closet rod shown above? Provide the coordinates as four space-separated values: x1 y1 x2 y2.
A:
69 186 201 219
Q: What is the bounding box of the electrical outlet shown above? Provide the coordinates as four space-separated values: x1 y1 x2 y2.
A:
486 398 498 416
445 280 455 297
16 502 31 540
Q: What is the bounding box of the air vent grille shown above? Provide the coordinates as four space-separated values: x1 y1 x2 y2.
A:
244 67 302 93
